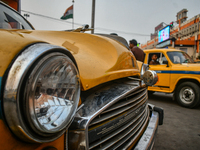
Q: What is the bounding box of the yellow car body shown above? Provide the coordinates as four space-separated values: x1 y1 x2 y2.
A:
0 30 136 150
0 30 139 90
0 2 163 150
144 48 200 108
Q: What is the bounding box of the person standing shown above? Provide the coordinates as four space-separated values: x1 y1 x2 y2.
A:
129 39 145 62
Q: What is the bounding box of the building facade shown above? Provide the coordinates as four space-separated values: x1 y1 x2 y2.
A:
0 0 20 11
141 10 200 59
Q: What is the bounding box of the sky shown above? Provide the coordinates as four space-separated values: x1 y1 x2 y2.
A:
21 0 200 44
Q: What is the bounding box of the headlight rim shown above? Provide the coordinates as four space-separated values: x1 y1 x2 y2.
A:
23 52 80 135
3 43 80 143
140 63 149 79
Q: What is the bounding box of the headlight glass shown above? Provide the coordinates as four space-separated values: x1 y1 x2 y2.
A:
25 53 80 133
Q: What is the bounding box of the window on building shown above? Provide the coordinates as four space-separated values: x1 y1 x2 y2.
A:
183 12 187 17
179 14 182 19
179 48 188 53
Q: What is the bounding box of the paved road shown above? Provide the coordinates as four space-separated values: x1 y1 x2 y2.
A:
148 92 200 150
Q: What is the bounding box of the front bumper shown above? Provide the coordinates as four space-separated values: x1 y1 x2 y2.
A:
134 105 164 150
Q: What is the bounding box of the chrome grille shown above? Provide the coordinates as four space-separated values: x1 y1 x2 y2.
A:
88 87 149 150
68 80 149 150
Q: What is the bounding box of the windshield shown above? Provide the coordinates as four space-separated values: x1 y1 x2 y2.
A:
0 3 33 30
167 51 194 64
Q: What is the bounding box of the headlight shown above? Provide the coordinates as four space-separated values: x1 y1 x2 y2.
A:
3 43 80 143
143 70 158 86
140 63 158 86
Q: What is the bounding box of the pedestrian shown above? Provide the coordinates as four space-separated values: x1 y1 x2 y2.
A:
129 39 145 62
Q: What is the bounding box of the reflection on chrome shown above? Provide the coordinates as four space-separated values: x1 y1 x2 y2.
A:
29 54 79 132
35 95 74 130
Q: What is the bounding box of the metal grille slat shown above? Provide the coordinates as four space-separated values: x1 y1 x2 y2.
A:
124 87 146 99
93 108 149 150
89 108 146 149
102 89 146 114
88 85 150 150
108 108 149 150
89 93 147 126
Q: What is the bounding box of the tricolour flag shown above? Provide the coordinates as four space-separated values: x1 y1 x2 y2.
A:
61 5 73 20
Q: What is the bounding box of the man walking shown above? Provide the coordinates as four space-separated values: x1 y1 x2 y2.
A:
129 39 145 62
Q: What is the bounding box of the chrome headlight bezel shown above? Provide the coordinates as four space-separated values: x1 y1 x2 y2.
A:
140 63 158 86
143 70 158 86
140 63 149 79
3 43 80 143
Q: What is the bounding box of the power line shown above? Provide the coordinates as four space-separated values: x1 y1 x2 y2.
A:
21 10 150 37
95 27 150 36
21 10 82 26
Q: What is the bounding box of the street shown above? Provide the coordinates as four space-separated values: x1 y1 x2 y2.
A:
148 92 200 150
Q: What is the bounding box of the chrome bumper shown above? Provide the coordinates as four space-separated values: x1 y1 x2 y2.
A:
134 105 164 150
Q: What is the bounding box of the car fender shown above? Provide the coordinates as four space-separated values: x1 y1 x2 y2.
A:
171 75 200 92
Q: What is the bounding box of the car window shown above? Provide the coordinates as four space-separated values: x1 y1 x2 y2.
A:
148 53 160 65
0 4 33 29
148 53 168 65
167 51 194 64
160 53 168 65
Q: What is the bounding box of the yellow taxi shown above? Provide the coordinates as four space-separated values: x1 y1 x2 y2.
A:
0 2 162 150
144 48 200 108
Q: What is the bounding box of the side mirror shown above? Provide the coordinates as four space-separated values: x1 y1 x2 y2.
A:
163 60 169 67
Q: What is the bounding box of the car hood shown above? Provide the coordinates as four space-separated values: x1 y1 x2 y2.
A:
0 29 139 90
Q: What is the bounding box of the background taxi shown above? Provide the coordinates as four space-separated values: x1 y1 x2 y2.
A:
144 48 200 108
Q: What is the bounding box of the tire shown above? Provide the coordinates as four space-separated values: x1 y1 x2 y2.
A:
175 82 200 108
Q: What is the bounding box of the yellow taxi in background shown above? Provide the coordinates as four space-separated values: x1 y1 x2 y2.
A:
144 48 200 108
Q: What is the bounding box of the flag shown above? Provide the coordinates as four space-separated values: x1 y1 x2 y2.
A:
61 5 73 20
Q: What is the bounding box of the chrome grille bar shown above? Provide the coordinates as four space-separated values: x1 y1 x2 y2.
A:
100 88 146 114
89 90 147 126
109 108 149 150
91 106 149 150
89 106 146 149
124 87 146 99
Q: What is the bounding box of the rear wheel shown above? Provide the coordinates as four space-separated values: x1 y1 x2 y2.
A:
175 82 200 108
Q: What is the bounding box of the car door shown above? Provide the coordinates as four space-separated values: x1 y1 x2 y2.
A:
147 52 171 92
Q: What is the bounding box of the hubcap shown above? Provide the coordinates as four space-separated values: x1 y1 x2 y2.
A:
180 86 195 104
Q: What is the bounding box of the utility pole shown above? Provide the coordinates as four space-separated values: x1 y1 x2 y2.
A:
91 0 95 34
72 0 74 29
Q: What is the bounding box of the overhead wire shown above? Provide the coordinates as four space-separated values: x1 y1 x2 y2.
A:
21 10 82 26
95 27 150 36
21 10 150 37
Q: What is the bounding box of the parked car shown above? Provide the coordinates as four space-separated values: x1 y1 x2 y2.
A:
144 48 200 108
0 2 163 150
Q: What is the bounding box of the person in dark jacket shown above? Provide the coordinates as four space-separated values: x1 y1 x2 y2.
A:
129 39 145 62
